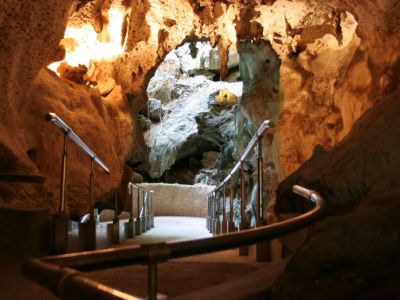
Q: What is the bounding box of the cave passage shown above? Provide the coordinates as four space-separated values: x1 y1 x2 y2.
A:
142 41 244 185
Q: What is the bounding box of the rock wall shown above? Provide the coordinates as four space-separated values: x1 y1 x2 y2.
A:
0 69 135 218
271 88 400 299
1 0 399 218
138 183 214 217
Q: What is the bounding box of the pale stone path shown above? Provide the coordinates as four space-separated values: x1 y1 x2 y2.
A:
123 216 212 245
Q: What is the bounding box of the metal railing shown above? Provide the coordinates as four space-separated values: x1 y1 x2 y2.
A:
207 120 272 236
22 185 326 300
45 112 110 253
127 183 154 238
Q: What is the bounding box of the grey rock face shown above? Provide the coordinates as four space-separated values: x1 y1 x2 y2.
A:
146 76 242 179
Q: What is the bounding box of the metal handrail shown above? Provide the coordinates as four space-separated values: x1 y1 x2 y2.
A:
217 120 272 189
22 185 326 300
207 119 273 235
45 112 110 173
46 112 111 253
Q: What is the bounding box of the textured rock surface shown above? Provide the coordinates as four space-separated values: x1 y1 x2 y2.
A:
272 88 400 299
2 0 399 215
147 76 242 178
0 69 135 217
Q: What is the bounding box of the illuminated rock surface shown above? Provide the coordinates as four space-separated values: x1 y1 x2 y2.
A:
0 0 400 297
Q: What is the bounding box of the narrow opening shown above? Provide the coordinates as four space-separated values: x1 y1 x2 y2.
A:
142 41 243 185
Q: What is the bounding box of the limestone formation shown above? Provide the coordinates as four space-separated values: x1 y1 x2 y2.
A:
1 0 400 296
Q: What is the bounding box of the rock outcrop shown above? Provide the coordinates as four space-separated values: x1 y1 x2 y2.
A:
147 75 242 179
272 87 400 299
0 69 136 217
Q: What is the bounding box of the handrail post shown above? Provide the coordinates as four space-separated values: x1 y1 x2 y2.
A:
221 184 228 234
149 191 155 228
228 176 235 233
128 185 135 238
89 158 95 220
85 157 97 251
255 135 270 262
112 191 120 244
141 189 146 233
206 194 210 231
257 136 264 223
239 162 249 256
145 191 151 231
239 162 247 231
148 263 157 300
54 132 69 254
60 132 68 214
210 191 215 233
214 190 221 235
135 188 141 235
211 192 216 234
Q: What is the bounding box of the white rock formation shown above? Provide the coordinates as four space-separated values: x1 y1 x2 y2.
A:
146 75 242 178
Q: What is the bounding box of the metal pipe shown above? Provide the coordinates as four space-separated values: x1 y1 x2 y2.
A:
130 185 134 220
240 162 245 228
136 188 140 219
89 158 95 220
212 120 273 191
45 112 110 173
257 136 264 221
60 133 68 213
114 191 118 220
148 264 157 300
222 184 226 222
229 176 234 224
21 259 140 300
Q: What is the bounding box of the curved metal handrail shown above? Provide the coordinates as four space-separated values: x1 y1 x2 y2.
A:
22 185 326 300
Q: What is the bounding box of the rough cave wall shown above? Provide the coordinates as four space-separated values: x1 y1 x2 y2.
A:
271 87 400 300
1 0 399 219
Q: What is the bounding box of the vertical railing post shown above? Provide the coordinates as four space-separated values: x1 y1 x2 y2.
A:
54 132 69 254
211 191 216 234
60 133 68 214
228 176 235 233
239 162 249 256
85 157 97 250
149 191 155 228
206 194 210 231
128 184 135 238
257 136 264 222
141 189 146 233
214 189 221 235
221 183 227 234
135 187 141 235
112 191 120 244
145 191 151 231
148 263 157 300
89 158 95 220
255 135 270 262
239 162 247 231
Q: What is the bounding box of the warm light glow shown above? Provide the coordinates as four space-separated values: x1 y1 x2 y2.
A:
48 7 125 74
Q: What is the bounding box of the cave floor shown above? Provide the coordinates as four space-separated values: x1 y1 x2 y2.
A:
0 216 288 300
